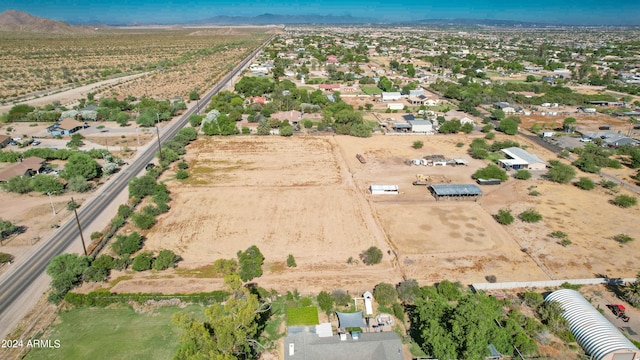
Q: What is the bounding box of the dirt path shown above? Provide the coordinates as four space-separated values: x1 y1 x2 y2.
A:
0 72 149 114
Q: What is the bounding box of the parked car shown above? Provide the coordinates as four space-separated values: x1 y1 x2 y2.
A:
33 140 41 146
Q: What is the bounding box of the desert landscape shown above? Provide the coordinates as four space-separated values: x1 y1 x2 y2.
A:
88 131 640 297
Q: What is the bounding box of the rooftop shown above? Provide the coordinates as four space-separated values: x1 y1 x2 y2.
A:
285 330 403 360
430 184 483 196
501 147 546 165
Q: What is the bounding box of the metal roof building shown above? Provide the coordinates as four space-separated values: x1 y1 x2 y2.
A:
545 289 640 360
429 184 482 201
499 147 547 170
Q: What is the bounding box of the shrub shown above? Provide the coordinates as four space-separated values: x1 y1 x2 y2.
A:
373 282 398 306
92 254 116 270
558 239 572 247
574 177 595 190
153 249 178 270
0 252 14 264
396 279 420 303
83 265 109 282
212 258 238 275
111 216 125 228
495 209 514 225
613 234 634 244
612 195 637 208
599 180 617 189
360 246 383 265
117 204 133 218
131 212 156 229
111 232 143 256
549 231 567 239
514 170 532 180
178 161 189 170
176 170 189 179
484 132 495 140
547 161 576 183
90 231 103 241
331 289 351 307
286 254 297 267
522 291 544 308
456 142 464 148
472 164 508 181
412 140 424 149
485 275 497 283
519 209 543 223
131 252 154 271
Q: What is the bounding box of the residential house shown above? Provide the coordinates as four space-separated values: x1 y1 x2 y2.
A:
271 110 302 126
493 102 516 114
581 131 640 147
0 157 46 182
498 147 546 170
318 84 341 92
47 118 85 136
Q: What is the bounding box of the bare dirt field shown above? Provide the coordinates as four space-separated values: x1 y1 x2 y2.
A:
107 132 640 296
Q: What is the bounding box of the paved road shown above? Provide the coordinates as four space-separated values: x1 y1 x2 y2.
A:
0 35 273 340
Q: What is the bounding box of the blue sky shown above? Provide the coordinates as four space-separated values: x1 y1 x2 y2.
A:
2 0 639 25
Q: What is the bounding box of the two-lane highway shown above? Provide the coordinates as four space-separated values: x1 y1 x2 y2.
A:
0 35 274 340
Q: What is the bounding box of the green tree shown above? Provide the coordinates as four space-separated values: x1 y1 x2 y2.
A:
498 117 519 135
237 245 264 282
472 164 508 181
1 175 34 194
547 161 576 183
189 90 200 101
374 282 398 306
62 153 100 180
0 218 17 240
30 174 64 194
317 291 334 317
153 249 178 270
413 140 424 149
397 279 420 304
46 253 90 302
562 117 577 133
439 119 462 134
128 175 157 198
132 251 154 271
173 275 263 360
360 246 383 265
131 212 156 229
280 126 293 137
67 175 91 192
66 133 85 149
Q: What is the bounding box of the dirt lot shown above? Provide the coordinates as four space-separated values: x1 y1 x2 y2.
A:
104 132 640 296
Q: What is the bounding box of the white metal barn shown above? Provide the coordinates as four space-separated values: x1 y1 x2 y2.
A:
408 119 434 133
386 103 404 110
381 92 402 101
370 185 399 195
546 289 640 360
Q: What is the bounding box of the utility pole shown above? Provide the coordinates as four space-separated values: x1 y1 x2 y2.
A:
47 192 56 215
71 197 87 256
156 113 163 161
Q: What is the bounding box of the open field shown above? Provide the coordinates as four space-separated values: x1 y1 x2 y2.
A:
0 27 274 103
102 131 640 296
23 305 204 360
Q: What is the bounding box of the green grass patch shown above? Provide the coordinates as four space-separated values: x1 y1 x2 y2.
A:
24 305 205 360
286 306 319 326
174 264 223 278
361 86 382 95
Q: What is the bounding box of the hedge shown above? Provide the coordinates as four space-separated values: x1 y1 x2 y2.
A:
64 290 230 307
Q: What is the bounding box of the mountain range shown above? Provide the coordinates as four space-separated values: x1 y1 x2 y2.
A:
0 9 561 32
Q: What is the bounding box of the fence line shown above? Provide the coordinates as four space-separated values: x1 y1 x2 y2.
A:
471 277 636 291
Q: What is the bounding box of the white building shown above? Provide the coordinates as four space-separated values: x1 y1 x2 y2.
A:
386 103 404 110
408 119 434 133
499 147 546 170
381 92 402 102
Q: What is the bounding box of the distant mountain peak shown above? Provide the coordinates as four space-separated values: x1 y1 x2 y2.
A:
0 10 94 34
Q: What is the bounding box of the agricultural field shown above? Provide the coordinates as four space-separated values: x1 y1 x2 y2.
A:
0 27 275 103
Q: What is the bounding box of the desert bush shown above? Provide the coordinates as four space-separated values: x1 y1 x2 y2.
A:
613 234 634 244
599 180 617 189
111 232 143 256
574 177 595 190
612 195 637 208
131 212 156 229
514 170 532 180
519 209 542 223
360 246 383 265
495 209 514 225
153 249 178 270
176 170 189 179
374 282 398 306
286 254 297 267
132 252 154 271
412 140 424 149
549 231 567 239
